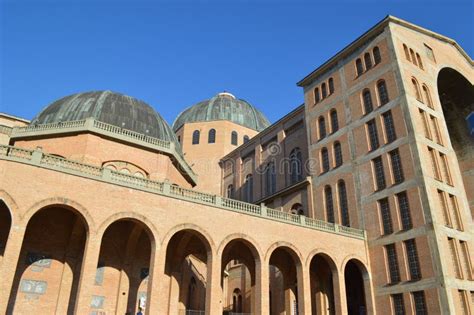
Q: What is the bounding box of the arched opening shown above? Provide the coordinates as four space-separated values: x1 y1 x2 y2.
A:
291 203 304 216
269 246 300 315
91 219 153 315
164 229 211 314
437 67 474 216
0 200 12 262
221 239 259 314
309 254 336 315
344 259 368 315
7 206 88 314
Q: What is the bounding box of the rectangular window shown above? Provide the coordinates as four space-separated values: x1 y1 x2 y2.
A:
386 243 401 283
412 291 427 315
404 239 421 280
430 115 443 145
439 153 453 185
449 194 463 231
390 149 404 184
419 109 432 140
373 156 386 190
397 192 413 230
448 237 462 279
367 119 379 151
428 147 442 180
437 190 452 227
379 198 393 235
392 294 405 315
459 241 473 280
382 110 397 143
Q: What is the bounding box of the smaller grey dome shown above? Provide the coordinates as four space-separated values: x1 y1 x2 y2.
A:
172 92 270 132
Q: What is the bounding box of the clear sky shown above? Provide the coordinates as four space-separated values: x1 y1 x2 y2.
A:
0 0 472 125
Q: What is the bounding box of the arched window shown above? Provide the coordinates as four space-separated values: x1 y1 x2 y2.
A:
227 184 234 199
412 78 422 102
416 53 423 69
314 87 320 103
403 44 410 61
321 82 328 98
334 141 343 167
409 48 417 66
422 85 433 108
243 135 250 143
290 148 303 184
208 128 216 143
362 89 373 114
192 130 200 145
231 131 238 145
325 185 335 223
120 168 131 174
373 46 381 64
330 109 339 133
321 147 330 173
265 162 276 196
364 52 372 70
318 116 326 139
328 78 335 94
377 80 389 105
291 203 304 216
338 180 350 226
233 288 242 312
244 174 253 202
356 58 364 76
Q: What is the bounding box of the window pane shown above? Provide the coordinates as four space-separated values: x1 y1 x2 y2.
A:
356 58 364 76
367 119 379 150
325 186 334 223
363 89 373 114
379 198 393 235
338 181 350 227
405 239 421 280
321 148 330 173
373 156 386 190
192 130 200 144
397 192 412 230
383 111 397 143
364 52 372 70
386 244 401 283
390 149 404 184
377 81 389 105
330 110 339 133
373 46 382 64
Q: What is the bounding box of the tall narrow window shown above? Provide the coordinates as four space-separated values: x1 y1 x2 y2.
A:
208 128 216 143
192 130 200 145
377 80 389 105
227 184 234 198
265 162 276 196
430 115 442 145
385 244 401 283
334 142 343 167
314 87 320 103
328 77 335 94
428 147 441 180
338 180 350 227
373 46 382 64
367 119 379 151
244 174 253 202
321 82 328 99
422 85 433 108
419 109 432 139
321 147 330 173
330 109 339 133
290 148 303 183
231 131 238 145
459 241 473 280
356 58 364 76
243 135 250 143
392 294 405 315
379 198 393 235
403 44 410 61
410 48 417 66
397 191 413 230
405 239 421 280
390 149 404 184
318 116 326 139
362 89 373 114
364 52 372 70
373 156 386 190
325 186 335 223
438 190 452 227
448 237 462 278
412 291 427 315
412 78 422 101
416 53 423 69
449 194 463 231
439 153 453 185
383 110 397 143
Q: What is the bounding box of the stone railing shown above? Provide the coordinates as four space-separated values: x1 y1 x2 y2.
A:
0 125 13 136
0 145 366 240
12 119 87 134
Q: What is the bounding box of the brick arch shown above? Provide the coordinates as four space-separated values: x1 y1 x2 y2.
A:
217 233 263 264
264 241 303 266
436 64 474 86
341 255 370 278
305 248 339 273
161 223 215 254
20 197 94 233
0 189 20 226
97 211 160 248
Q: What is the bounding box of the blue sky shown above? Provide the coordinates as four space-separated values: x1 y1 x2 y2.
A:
0 0 472 125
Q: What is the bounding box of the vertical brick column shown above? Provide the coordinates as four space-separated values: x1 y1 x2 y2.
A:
147 245 168 314
254 258 269 314
205 249 222 315
334 270 348 315
0 225 26 313
297 263 312 314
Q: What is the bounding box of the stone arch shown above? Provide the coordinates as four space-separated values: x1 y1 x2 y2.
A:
308 250 339 315
340 255 369 275
161 223 215 253
305 249 338 271
264 241 303 265
217 233 263 261
342 257 372 315
0 189 19 226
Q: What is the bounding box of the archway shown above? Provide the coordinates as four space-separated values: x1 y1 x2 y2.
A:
437 67 474 216
164 229 211 314
7 206 88 314
309 254 336 315
221 238 260 314
0 201 12 262
269 246 300 315
344 259 367 315
91 219 153 315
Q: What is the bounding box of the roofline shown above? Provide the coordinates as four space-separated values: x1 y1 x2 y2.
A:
297 15 474 87
0 112 31 123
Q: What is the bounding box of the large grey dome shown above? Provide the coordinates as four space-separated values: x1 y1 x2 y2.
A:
32 90 180 147
172 92 270 132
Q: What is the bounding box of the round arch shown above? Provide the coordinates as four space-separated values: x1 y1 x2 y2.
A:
0 190 20 226
343 257 373 315
306 249 339 272
217 233 263 262
264 241 303 265
161 223 215 253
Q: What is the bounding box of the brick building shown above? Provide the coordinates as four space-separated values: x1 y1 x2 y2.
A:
0 15 472 314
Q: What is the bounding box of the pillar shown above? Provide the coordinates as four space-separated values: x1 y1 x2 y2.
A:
297 263 312 314
205 250 222 315
147 244 167 315
254 259 270 314
334 270 348 315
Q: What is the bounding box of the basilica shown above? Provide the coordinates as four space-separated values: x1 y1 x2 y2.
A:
0 15 473 315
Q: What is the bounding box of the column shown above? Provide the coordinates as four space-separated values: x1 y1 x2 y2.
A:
297 263 312 314
0 224 26 314
333 270 348 315
146 245 168 315
254 259 269 314
205 250 222 315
